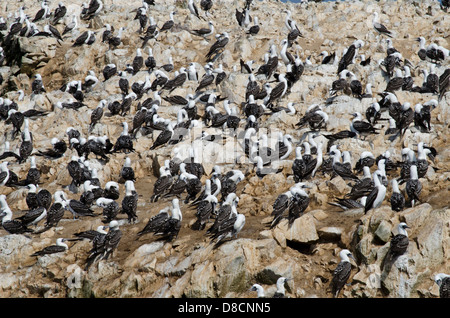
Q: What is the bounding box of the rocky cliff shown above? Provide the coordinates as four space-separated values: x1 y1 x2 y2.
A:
0 0 449 298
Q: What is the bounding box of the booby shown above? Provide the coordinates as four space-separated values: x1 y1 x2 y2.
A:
439 68 450 101
66 195 96 219
206 32 229 62
19 121 33 164
364 170 386 214
272 277 290 298
103 181 119 200
350 112 379 139
152 199 182 241
434 273 450 298
31 238 69 257
200 0 213 15
32 1 50 23
122 180 138 223
52 2 67 25
96 197 120 223
210 205 245 247
120 157 135 182
414 103 432 132
17 156 40 186
89 100 106 132
337 40 364 74
137 207 170 237
191 21 214 38
388 222 410 259
402 66 413 91
365 102 381 125
160 11 176 33
269 190 293 229
188 0 203 20
372 12 393 37
192 193 217 231
354 151 375 173
331 249 355 298
132 48 144 75
108 27 125 49
390 179 405 212
250 284 265 298
31 74 45 95
328 196 366 211
220 170 245 201
385 69 404 93
112 122 135 153
330 149 359 181
0 162 11 187
0 195 33 234
102 64 117 81
0 142 20 161
416 37 427 61
62 14 77 35
288 183 310 226
247 16 259 35
81 0 103 20
405 165 422 207
85 220 122 270
319 51 336 65
44 192 67 229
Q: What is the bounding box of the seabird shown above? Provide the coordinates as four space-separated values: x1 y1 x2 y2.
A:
108 27 125 49
96 197 120 223
62 14 77 36
385 69 404 93
150 122 174 150
328 196 366 211
405 165 422 207
160 11 176 33
132 48 144 75
0 195 33 234
89 100 106 132
43 194 67 229
32 1 50 23
350 112 379 139
319 51 336 65
191 21 214 39
372 12 393 37
81 0 103 20
85 220 122 270
31 74 46 95
250 284 265 298
288 183 310 226
122 180 138 223
390 179 405 212
102 64 117 82
272 277 290 298
331 249 355 298
365 102 381 125
206 32 229 62
104 181 120 200
337 40 364 74
112 122 135 153
52 2 67 25
19 122 33 164
354 151 375 173
149 199 182 242
269 190 293 229
434 273 450 298
330 149 359 181
31 238 69 257
364 170 386 214
382 222 410 272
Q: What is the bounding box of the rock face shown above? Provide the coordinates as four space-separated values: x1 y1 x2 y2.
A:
0 0 449 299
